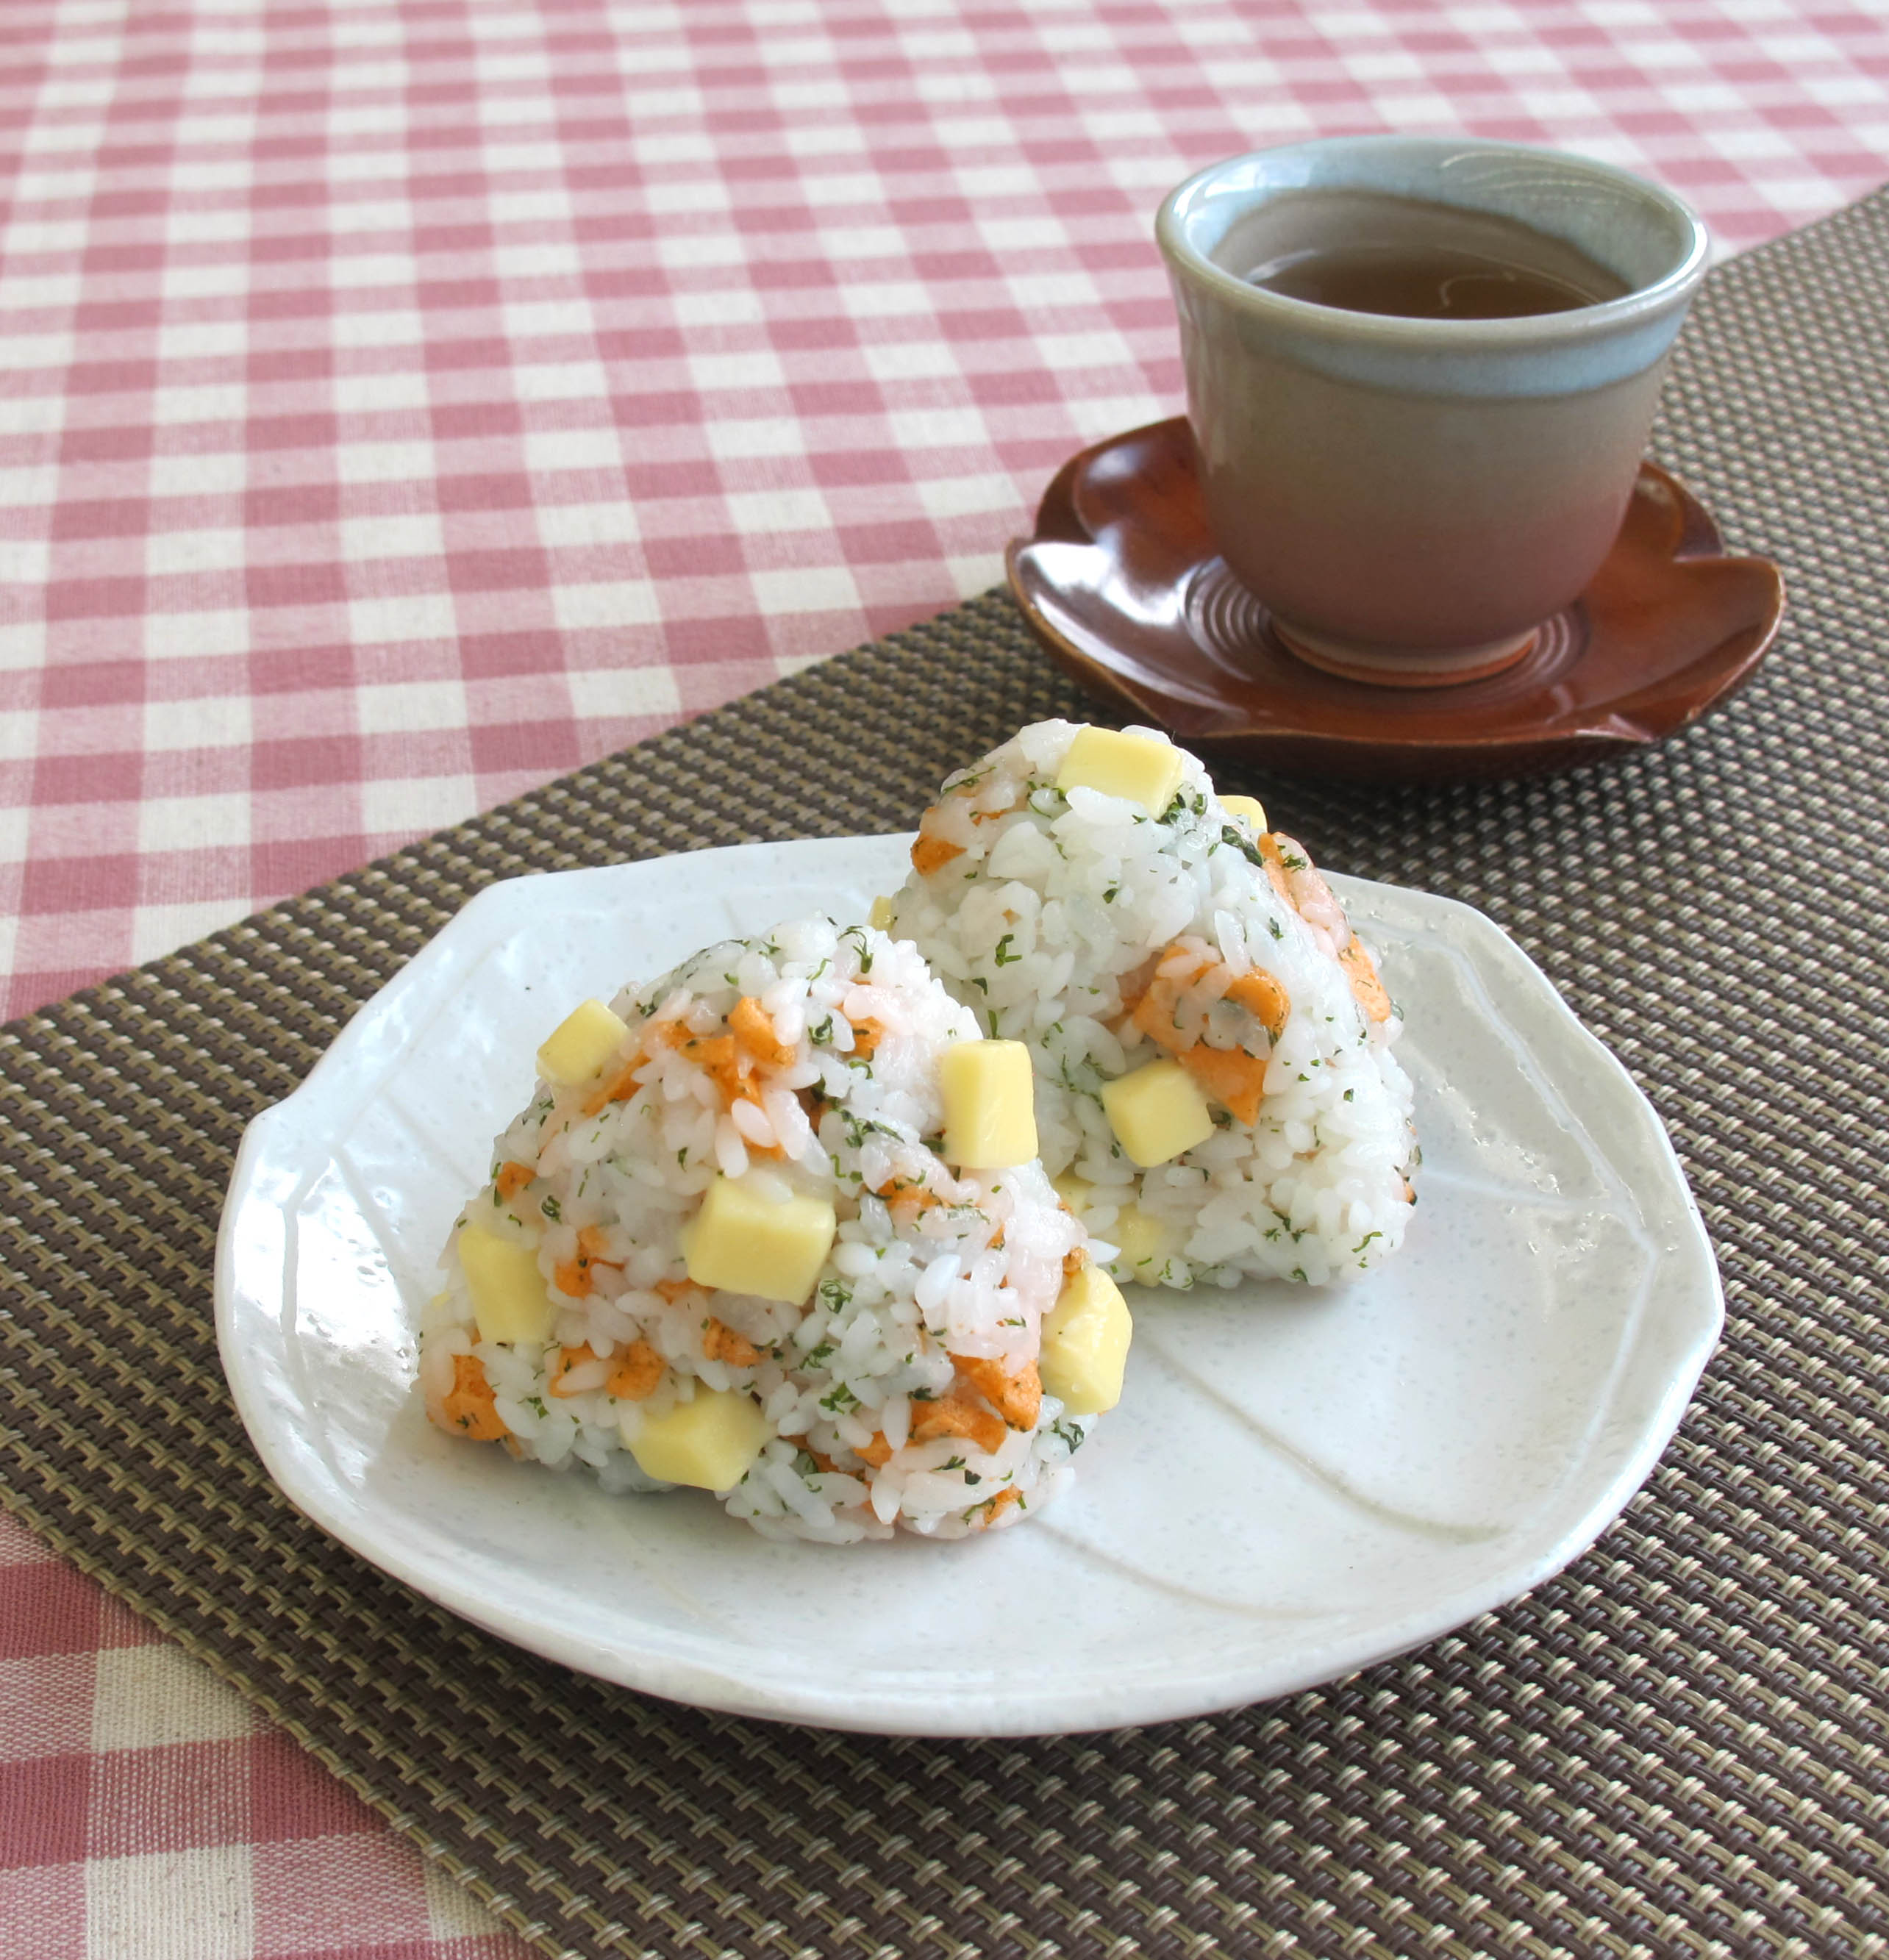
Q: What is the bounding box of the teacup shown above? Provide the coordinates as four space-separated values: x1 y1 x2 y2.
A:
1155 137 1710 685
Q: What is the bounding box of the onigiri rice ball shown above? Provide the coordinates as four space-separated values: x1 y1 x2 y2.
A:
420 918 1131 1542
884 720 1418 1289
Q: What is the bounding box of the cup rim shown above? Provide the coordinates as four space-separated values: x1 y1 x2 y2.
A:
1155 135 1711 345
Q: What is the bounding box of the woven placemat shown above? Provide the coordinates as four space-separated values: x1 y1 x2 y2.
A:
4 187 1886 1960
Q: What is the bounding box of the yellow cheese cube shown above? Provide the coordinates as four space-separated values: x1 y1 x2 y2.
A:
940 1040 1038 1169
868 895 895 931
1110 1202 1171 1271
683 1174 837 1304
1220 794 1268 833
629 1387 773 1492
1054 726 1185 817
537 998 632 1087
458 1225 554 1346
1040 1264 1133 1417
1101 1058 1215 1167
1051 1170 1092 1215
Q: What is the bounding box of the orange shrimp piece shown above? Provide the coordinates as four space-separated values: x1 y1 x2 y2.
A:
681 1032 745 1101
1130 993 1188 1056
1129 945 1215 1055
1180 1045 1269 1126
1338 939 1393 1024
968 1487 1020 1530
910 1395 1007 1456
1128 941 1278 1123
853 1432 896 1468
547 1343 601 1398
605 1340 665 1401
665 1027 786 1154
952 1354 1043 1430
438 1353 507 1441
702 1317 763 1367
654 1277 703 1304
849 1016 882 1059
554 1225 621 1300
582 1047 649 1116
910 833 964 875
786 1435 840 1474
1225 968 1290 1039
730 996 795 1068
1256 833 1296 908
873 1174 940 1212
493 1160 535 1201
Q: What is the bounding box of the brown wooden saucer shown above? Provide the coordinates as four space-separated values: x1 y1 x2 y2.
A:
1005 417 1785 783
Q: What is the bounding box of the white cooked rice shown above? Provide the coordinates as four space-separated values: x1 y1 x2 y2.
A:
421 918 1096 1542
885 720 1418 1288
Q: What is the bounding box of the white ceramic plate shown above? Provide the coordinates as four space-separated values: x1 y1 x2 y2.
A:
216 836 1720 1737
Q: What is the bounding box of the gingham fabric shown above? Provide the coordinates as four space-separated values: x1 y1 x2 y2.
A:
2 1 1887 1955
7 0 1889 1026
0 1509 522 1960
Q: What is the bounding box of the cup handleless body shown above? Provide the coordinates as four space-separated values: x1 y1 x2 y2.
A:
1157 140 1710 680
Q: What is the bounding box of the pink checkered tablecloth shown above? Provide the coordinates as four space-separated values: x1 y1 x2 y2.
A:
2 1 1886 1953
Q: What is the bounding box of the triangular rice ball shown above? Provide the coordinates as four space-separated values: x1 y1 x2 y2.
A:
423 917 1121 1540
886 721 1418 1288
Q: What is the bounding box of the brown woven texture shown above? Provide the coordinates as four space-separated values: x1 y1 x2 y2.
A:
4 188 1886 1960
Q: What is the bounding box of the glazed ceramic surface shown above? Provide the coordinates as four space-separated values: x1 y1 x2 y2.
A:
1009 417 1785 783
217 837 1721 1737
1156 137 1711 673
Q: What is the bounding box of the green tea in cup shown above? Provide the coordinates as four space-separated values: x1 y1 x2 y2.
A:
1157 140 1709 685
